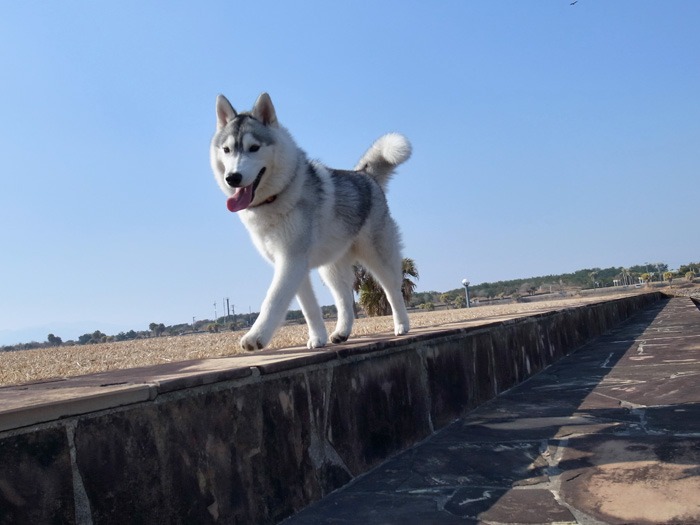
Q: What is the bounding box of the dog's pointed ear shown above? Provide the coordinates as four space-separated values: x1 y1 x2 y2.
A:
252 92 277 126
216 95 237 130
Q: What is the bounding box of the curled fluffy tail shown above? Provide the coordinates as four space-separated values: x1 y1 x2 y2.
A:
355 133 411 191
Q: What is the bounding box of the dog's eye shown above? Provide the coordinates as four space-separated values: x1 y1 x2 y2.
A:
249 144 260 152
222 146 231 154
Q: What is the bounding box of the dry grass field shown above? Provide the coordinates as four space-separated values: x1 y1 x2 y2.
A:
0 289 673 388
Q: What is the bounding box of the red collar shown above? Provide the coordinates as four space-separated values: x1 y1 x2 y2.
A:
252 194 277 208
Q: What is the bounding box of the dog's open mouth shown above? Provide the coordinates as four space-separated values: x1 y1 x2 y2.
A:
226 167 266 212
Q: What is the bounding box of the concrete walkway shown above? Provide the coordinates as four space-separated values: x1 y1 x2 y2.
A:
283 297 700 524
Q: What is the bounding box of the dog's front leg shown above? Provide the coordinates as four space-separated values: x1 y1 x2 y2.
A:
296 275 328 349
240 259 308 351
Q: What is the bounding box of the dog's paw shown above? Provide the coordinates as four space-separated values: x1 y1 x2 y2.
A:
240 332 266 352
394 323 409 336
307 335 327 349
330 331 349 344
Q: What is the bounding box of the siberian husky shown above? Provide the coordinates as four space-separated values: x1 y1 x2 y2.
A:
210 93 411 351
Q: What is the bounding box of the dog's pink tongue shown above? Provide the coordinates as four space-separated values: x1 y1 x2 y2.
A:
226 185 255 212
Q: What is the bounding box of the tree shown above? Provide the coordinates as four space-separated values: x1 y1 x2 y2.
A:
401 258 419 306
410 291 435 308
321 305 337 318
286 310 305 321
679 263 699 276
618 268 633 286
519 282 537 296
686 271 696 282
589 271 599 287
663 272 674 283
353 258 419 317
655 262 669 274
78 331 105 345
149 322 166 337
47 333 62 346
354 266 390 316
439 293 452 308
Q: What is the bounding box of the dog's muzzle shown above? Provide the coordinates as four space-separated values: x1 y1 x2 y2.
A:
225 167 268 213
226 172 243 187
225 168 266 188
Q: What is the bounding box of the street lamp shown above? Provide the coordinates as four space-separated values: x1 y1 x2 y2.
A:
461 279 471 308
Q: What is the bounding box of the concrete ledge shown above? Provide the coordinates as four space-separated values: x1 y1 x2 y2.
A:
0 293 663 524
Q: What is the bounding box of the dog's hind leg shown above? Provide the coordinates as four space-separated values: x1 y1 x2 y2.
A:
357 247 410 337
319 253 356 343
296 275 328 349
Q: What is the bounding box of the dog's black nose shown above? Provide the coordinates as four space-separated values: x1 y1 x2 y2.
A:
226 172 242 187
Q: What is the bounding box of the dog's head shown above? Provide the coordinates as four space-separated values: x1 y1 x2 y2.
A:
210 93 279 212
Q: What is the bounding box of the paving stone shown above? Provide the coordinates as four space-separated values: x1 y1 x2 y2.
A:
558 435 700 524
446 487 576 523
341 440 549 493
279 490 467 525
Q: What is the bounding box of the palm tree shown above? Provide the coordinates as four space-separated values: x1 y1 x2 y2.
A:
618 267 632 286
353 258 419 317
589 271 599 287
355 271 390 316
401 257 419 305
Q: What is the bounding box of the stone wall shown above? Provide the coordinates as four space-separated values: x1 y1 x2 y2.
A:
0 293 663 524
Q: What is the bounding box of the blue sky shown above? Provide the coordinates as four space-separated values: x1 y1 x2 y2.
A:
1 1 698 344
